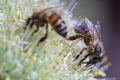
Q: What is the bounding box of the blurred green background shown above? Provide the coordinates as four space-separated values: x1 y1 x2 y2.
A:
63 0 120 79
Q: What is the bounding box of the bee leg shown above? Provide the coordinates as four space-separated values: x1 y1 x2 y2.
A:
86 64 96 70
66 34 85 40
85 61 96 70
31 26 39 35
24 18 31 31
79 60 96 70
78 54 91 66
73 48 86 62
24 26 27 31
37 23 48 45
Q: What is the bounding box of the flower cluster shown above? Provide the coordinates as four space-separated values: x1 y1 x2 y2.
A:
0 0 111 80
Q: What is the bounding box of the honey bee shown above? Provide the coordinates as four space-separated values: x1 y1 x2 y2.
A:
25 7 83 44
73 18 104 69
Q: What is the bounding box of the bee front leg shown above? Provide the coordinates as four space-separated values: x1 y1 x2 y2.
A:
85 62 96 70
73 48 87 62
24 18 31 31
78 54 91 66
31 26 39 35
37 23 48 45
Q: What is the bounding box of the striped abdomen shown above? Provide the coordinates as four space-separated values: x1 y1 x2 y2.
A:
48 12 67 37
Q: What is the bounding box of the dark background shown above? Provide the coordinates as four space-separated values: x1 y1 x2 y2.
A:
64 0 120 79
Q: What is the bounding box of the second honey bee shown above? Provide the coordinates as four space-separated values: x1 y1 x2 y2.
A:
25 7 82 44
72 18 104 69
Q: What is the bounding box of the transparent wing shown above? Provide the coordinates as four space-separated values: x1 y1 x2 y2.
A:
95 21 104 54
84 18 103 45
94 20 102 42
84 18 94 32
84 18 104 55
84 18 95 41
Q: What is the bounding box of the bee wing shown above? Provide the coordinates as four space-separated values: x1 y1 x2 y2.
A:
95 21 105 54
84 18 104 54
84 18 95 40
84 18 94 32
41 6 63 14
94 20 102 42
84 18 102 44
